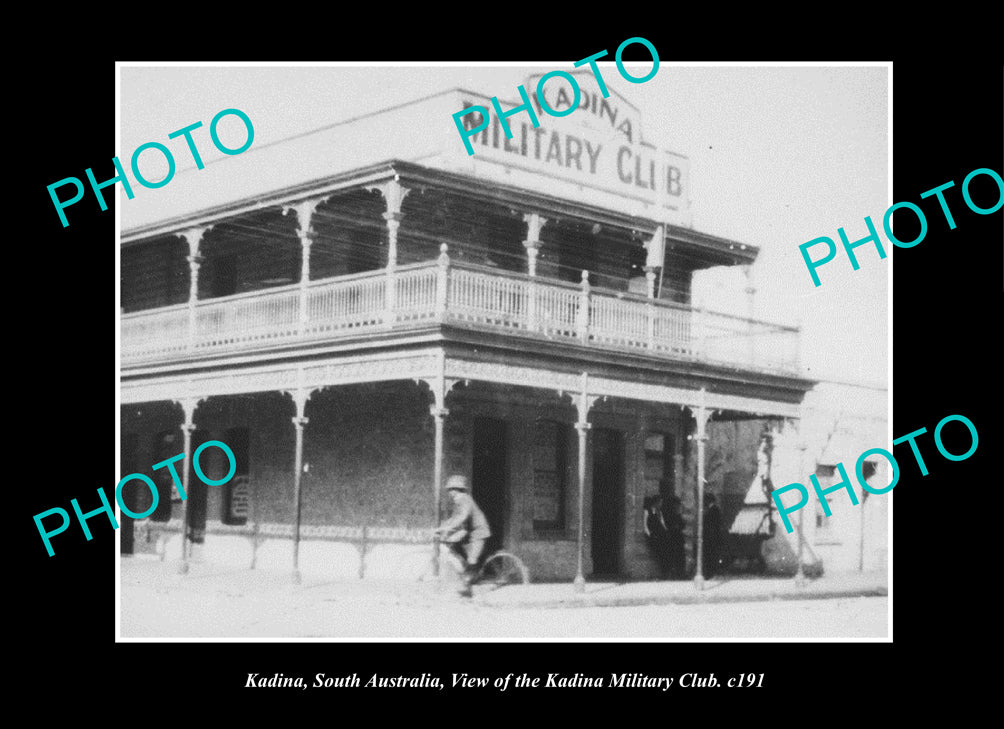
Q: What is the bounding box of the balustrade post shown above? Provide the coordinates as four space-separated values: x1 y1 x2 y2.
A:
186 255 203 349
576 270 590 343
435 243 450 319
645 266 657 349
284 200 320 334
367 178 410 325
298 233 314 332
384 212 402 324
526 258 539 332
179 226 210 350
523 212 546 332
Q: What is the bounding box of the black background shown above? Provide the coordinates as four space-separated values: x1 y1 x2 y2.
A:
21 20 1000 715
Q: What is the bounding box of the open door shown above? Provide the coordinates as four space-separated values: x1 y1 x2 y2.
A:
471 417 507 555
591 427 624 576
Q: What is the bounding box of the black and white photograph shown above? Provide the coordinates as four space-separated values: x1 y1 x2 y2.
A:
113 62 890 640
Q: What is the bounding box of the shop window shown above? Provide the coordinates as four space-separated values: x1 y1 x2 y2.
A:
644 432 675 503
222 427 250 526
151 431 178 522
533 420 568 532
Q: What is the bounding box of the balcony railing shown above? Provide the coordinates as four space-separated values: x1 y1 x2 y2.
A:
121 247 800 373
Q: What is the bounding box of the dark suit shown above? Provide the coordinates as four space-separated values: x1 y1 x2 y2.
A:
703 502 724 578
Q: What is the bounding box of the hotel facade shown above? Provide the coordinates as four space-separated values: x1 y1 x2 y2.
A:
118 69 885 584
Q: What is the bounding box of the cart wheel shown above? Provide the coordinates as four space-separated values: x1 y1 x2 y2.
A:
478 551 530 586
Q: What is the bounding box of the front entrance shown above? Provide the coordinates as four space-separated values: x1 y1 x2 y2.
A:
472 417 507 556
119 433 138 554
591 427 624 576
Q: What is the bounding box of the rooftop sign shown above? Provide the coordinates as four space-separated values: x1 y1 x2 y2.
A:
452 73 690 226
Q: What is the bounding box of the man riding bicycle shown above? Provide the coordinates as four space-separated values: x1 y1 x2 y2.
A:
435 475 491 597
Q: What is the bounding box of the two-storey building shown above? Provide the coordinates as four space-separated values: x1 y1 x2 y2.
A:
119 71 816 585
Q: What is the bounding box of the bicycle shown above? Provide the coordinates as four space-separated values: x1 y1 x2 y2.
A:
439 543 530 589
476 550 530 586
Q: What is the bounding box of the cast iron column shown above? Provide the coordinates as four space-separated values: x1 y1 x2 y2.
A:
285 199 320 330
572 372 596 593
423 356 457 579
371 178 409 323
693 389 710 590
282 380 315 584
523 212 546 331
172 393 203 576
179 227 210 350
178 422 195 574
430 405 448 577
291 414 308 584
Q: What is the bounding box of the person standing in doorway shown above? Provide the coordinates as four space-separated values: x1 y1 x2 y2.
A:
435 475 492 597
643 495 671 577
663 494 686 579
703 493 724 579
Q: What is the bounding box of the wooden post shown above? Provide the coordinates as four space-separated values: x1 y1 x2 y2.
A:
282 378 315 584
179 227 210 350
171 394 204 575
693 389 710 590
571 372 596 593
284 199 320 331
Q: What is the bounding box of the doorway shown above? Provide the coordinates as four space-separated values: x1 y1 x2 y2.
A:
119 433 138 554
591 427 624 576
472 417 507 555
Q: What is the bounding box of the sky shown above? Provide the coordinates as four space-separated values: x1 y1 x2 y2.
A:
118 63 889 391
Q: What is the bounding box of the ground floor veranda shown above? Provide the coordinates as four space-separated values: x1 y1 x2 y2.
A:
120 346 811 585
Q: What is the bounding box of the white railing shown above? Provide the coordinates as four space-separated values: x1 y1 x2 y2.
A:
305 270 385 334
195 285 300 348
121 249 800 373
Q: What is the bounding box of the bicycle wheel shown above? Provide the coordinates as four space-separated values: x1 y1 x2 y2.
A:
478 551 530 586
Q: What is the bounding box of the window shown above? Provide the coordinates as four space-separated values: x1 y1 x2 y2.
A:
532 420 568 532
151 431 178 522
222 427 250 526
813 465 840 543
644 432 675 503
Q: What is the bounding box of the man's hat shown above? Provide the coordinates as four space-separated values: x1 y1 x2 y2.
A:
445 475 469 492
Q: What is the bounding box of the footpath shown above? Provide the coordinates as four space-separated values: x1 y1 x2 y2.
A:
474 569 887 609
120 557 887 610
119 559 888 637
